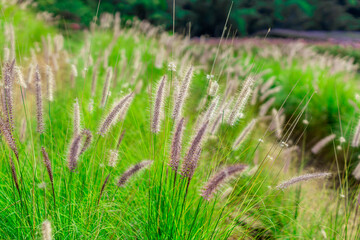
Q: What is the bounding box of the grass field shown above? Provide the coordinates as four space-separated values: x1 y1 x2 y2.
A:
1 2 360 239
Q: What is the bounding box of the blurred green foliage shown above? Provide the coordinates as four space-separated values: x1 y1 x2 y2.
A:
34 0 360 36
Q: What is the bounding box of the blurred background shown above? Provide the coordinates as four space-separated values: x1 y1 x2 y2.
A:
33 0 360 38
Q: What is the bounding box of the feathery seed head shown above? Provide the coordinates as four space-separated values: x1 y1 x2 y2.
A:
207 80 219 96
42 220 52 240
311 134 336 154
41 147 53 183
35 65 44 134
181 121 209 179
14 65 27 88
170 117 185 172
73 98 81 137
108 149 119 167
201 164 247 200
275 172 331 190
117 160 153 187
172 66 193 122
46 65 54 101
352 118 360 147
232 119 257 150
100 67 113 108
98 92 134 136
151 75 167 133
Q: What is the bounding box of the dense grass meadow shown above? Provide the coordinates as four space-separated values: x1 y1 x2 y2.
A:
2 2 360 239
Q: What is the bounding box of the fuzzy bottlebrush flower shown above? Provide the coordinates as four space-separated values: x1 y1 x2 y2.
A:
91 65 98 98
41 147 53 183
275 172 331 190
311 134 336 154
98 92 134 136
117 160 153 187
260 86 282 102
250 85 259 106
260 76 275 94
117 93 134 122
201 164 248 200
181 121 208 179
73 98 81 137
67 134 82 172
108 149 119 167
54 34 64 54
100 67 113 108
2 60 15 131
42 220 52 240
116 129 126 149
272 108 282 139
88 98 94 113
27 63 35 84
67 129 93 171
14 65 27 88
196 96 219 131
282 145 299 173
34 65 44 134
169 118 185 172
172 66 193 122
3 47 10 63
46 65 54 101
352 161 360 180
151 76 167 134
6 24 15 61
0 116 19 160
79 129 92 155
134 80 143 94
9 156 20 193
20 118 26 142
352 118 360 147
202 96 219 124
228 76 254 126
207 80 219 96
232 119 257 150
259 97 275 117
98 173 111 204
70 64 78 88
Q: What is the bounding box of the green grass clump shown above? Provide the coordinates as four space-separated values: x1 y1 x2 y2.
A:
0 3 360 240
